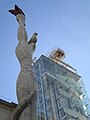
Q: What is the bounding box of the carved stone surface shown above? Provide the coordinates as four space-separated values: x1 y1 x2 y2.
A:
9 5 38 120
16 42 38 120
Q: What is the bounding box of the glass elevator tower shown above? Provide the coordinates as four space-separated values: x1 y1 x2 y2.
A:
33 48 90 120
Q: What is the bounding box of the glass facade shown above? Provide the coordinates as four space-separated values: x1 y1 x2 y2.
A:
33 55 90 120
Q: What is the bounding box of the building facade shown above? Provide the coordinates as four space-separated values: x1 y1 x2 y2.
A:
33 49 90 120
0 99 17 120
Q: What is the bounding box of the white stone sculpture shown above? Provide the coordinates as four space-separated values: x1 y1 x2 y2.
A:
9 5 38 120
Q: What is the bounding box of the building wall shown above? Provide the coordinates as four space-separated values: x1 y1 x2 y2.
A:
0 107 12 120
0 99 17 120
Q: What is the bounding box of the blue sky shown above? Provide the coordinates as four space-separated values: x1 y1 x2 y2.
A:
0 0 90 103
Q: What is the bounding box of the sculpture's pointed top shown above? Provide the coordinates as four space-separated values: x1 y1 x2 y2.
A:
9 4 25 16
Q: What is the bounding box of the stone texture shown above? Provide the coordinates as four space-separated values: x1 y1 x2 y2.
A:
15 14 38 120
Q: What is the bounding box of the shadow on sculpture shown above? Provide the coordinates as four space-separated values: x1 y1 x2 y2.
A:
9 5 38 120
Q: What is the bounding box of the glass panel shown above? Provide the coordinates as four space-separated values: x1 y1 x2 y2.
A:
43 58 56 77
38 105 45 120
38 82 41 89
38 90 43 105
60 107 65 118
47 109 53 120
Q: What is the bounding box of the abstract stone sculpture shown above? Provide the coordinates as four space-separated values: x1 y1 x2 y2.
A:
9 5 38 120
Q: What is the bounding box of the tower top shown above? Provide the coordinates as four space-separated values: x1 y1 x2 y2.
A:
47 47 77 72
47 47 65 61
